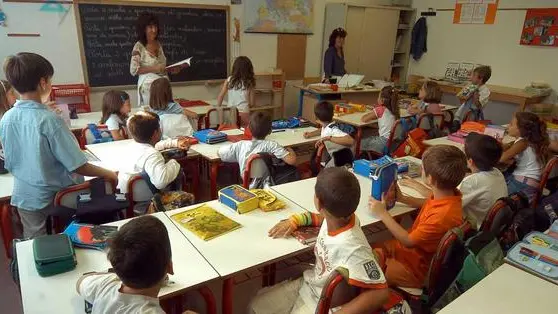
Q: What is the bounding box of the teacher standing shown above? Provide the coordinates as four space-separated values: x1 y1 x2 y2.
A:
323 27 347 81
130 13 183 107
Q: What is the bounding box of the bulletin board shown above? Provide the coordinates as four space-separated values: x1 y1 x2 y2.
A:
520 8 558 47
453 0 499 24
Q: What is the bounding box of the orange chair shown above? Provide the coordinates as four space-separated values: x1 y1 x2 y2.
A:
53 179 117 232
204 108 240 129
533 156 558 208
242 154 270 189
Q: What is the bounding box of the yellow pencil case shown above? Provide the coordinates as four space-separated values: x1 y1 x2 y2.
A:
218 185 259 214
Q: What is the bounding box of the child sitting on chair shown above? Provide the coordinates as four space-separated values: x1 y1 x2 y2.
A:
407 81 443 116
454 65 492 122
304 101 355 167
359 86 400 154
77 215 198 314
369 145 467 288
250 167 389 313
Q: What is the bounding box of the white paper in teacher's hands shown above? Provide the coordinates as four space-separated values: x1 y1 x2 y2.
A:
166 57 193 69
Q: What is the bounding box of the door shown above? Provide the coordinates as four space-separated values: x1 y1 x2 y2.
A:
344 6 365 75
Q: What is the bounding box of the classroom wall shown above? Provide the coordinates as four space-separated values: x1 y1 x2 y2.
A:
409 0 558 92
0 0 394 113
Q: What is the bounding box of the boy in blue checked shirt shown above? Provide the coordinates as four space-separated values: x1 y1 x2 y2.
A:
0 53 117 239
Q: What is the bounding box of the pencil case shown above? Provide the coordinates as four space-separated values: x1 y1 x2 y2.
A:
219 185 259 214
33 234 77 277
193 129 228 144
370 156 398 210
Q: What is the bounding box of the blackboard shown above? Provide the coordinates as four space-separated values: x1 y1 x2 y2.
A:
76 1 229 87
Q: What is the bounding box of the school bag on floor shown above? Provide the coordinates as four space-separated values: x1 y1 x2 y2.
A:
393 117 426 158
431 231 504 312
534 190 558 231
138 170 195 214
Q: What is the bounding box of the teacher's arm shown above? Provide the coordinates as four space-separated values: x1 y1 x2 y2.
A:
129 47 165 76
323 48 335 79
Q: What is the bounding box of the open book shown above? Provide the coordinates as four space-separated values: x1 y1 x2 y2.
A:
166 57 193 69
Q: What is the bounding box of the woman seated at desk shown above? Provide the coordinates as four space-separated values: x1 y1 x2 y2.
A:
323 27 347 83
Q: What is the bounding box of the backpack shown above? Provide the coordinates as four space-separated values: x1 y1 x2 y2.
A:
72 177 130 225
425 114 444 139
137 170 195 214
249 153 300 189
393 118 427 158
497 192 532 251
431 231 504 312
534 190 558 231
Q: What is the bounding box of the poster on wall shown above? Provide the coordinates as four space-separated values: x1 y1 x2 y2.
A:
453 0 499 24
244 0 314 34
520 8 558 47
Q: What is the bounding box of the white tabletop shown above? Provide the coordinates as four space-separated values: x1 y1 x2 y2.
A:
69 108 141 131
165 194 310 277
334 105 458 128
438 264 558 314
423 134 516 150
271 158 424 227
0 173 14 200
190 127 319 161
17 212 219 314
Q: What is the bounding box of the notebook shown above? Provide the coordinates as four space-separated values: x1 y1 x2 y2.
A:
292 226 321 245
63 221 118 251
171 205 242 241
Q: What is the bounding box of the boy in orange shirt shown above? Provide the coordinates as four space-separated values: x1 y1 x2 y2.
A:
368 145 468 288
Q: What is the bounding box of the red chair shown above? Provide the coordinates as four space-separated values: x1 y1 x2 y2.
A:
204 107 240 129
533 156 558 208
50 84 91 113
480 196 519 235
53 179 117 233
364 119 405 159
314 142 326 174
126 175 155 218
0 203 19 258
242 154 270 188
417 113 444 134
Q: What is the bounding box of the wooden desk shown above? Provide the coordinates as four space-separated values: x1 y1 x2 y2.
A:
295 85 381 121
429 80 549 111
423 134 516 150
165 195 310 314
333 105 458 156
437 264 558 314
190 127 318 199
270 157 424 227
16 212 220 314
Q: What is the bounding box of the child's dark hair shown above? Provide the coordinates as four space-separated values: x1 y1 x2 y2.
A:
423 145 468 190
4 52 54 94
108 215 171 289
249 112 272 140
127 111 160 144
379 86 400 119
101 90 130 124
314 101 334 123
229 56 255 90
136 12 160 46
464 133 503 171
315 167 360 218
328 27 347 47
149 78 173 110
473 65 492 84
421 81 442 104
0 80 14 117
515 112 549 165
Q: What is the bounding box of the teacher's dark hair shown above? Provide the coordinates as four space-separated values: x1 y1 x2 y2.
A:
328 27 347 47
136 12 159 45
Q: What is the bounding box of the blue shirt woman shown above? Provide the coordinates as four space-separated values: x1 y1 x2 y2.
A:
323 28 347 79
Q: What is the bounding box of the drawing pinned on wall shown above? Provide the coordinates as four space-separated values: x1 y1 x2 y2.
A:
232 17 241 59
40 1 69 13
0 8 6 27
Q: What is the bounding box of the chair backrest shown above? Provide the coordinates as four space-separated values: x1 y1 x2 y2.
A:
80 124 123 149
481 197 515 236
128 175 154 203
54 180 115 210
204 107 240 129
315 269 360 314
314 143 326 174
534 156 558 207
425 221 473 305
417 113 444 131
242 154 271 188
386 119 405 155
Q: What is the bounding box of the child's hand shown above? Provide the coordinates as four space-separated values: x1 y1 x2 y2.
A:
268 220 297 238
368 195 388 219
315 136 331 148
303 131 314 139
176 137 191 150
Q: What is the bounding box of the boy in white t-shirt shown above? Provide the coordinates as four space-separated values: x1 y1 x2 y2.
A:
454 65 492 122
218 112 296 175
250 168 389 313
77 215 198 314
304 101 354 167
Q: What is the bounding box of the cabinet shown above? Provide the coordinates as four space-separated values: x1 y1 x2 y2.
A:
322 3 415 86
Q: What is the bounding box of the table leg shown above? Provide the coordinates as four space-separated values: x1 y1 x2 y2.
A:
192 157 200 200
197 286 217 314
355 127 362 157
222 278 234 314
210 161 219 200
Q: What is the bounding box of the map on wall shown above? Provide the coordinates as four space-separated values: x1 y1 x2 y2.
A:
244 0 314 34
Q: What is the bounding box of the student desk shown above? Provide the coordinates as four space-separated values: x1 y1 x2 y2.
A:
437 264 558 314
190 127 319 199
16 212 220 314
334 105 458 156
270 157 424 227
165 195 310 314
295 85 381 121
0 173 14 257
85 139 201 197
423 134 516 150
